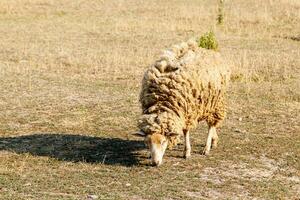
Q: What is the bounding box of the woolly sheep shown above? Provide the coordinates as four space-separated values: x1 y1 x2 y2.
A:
135 39 231 166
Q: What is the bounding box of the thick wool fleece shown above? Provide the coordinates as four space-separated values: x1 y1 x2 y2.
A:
138 39 231 148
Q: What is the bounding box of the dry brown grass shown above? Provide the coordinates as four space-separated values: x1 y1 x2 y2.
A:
0 0 299 199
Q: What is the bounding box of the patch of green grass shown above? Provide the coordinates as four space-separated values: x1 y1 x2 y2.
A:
198 31 218 51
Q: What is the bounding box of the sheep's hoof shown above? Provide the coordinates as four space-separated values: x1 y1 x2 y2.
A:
211 142 218 149
202 147 210 156
212 139 218 149
183 152 191 159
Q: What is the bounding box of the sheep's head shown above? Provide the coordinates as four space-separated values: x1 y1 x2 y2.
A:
134 131 177 166
136 113 183 166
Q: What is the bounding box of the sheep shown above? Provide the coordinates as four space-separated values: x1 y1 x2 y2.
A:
134 39 231 166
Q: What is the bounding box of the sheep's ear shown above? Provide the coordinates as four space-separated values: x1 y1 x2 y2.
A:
167 132 179 137
133 131 147 137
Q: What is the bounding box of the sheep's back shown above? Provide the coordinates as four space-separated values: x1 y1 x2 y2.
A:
140 40 231 129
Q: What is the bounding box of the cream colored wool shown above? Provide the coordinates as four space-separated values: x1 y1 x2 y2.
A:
138 39 231 148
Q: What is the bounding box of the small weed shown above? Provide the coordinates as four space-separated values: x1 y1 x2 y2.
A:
217 0 225 25
230 73 244 82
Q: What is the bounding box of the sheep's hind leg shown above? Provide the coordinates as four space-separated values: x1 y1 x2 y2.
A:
183 130 191 159
211 129 218 148
203 126 217 155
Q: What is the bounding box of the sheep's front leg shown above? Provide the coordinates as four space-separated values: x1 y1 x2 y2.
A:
183 130 191 159
203 126 218 155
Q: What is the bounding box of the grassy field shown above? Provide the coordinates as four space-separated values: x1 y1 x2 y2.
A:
0 0 299 199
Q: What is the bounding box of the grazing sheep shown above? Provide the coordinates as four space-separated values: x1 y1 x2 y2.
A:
135 39 231 166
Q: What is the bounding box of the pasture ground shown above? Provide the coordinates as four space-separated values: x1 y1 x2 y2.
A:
0 0 299 199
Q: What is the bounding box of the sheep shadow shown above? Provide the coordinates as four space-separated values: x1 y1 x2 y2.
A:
0 133 146 166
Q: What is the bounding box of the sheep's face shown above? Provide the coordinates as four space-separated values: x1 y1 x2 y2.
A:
145 134 168 166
